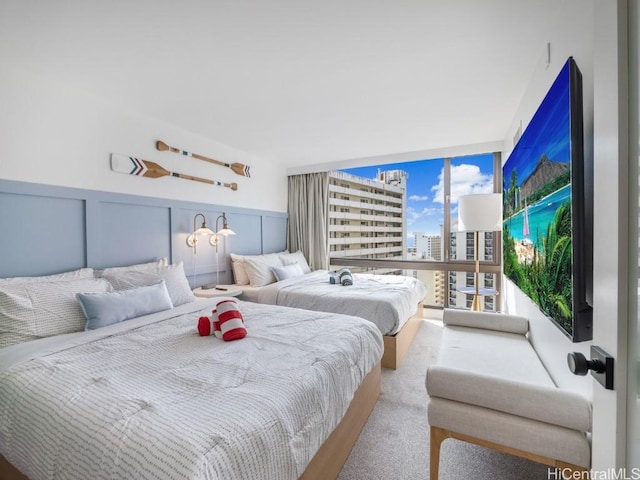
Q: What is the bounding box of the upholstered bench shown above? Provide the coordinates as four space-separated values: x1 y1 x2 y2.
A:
425 309 591 479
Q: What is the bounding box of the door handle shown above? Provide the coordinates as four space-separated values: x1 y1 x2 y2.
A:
567 346 614 390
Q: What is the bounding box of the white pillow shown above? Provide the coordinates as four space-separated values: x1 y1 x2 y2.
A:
102 261 195 306
230 253 250 285
96 258 167 277
243 255 284 287
272 263 305 282
78 281 173 331
0 277 112 348
279 251 311 274
230 252 288 286
0 267 95 284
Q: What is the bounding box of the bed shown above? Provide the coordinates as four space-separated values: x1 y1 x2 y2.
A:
230 251 427 370
0 263 383 480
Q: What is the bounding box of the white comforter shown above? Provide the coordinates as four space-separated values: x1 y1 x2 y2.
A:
0 298 383 480
248 270 427 335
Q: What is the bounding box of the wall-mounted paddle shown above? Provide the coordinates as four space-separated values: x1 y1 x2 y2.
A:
156 140 251 177
110 154 238 191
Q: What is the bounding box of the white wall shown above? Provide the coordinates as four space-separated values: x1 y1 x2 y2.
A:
501 1 595 396
591 0 629 470
0 64 287 213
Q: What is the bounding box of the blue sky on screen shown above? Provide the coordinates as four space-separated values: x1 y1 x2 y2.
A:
502 59 571 189
340 152 495 237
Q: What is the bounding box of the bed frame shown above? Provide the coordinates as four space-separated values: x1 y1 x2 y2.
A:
0 362 381 480
381 303 423 370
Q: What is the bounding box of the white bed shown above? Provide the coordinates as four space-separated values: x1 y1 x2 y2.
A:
235 268 426 370
0 296 383 480
239 269 426 336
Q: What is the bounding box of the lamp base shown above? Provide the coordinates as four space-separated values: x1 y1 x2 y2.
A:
471 295 482 312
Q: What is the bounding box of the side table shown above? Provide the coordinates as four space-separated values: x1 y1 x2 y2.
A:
193 285 243 298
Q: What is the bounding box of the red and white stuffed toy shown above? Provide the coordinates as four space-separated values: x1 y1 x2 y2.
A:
197 298 247 341
197 315 222 338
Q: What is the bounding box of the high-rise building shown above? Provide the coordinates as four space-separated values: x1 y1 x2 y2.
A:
328 170 407 273
413 233 442 261
447 228 497 312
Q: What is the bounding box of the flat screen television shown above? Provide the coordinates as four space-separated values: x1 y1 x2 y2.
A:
502 57 593 342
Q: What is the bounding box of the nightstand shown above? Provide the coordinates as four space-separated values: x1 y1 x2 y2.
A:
456 286 498 312
193 286 243 298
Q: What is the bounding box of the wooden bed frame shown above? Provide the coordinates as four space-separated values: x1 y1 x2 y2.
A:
0 362 382 480
381 303 423 370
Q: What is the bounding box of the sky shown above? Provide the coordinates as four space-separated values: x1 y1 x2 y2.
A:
502 59 572 191
341 152 495 239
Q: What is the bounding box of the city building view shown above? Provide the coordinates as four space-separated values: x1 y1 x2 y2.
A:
333 154 498 311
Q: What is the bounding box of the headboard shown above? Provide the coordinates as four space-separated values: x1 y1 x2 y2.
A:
0 179 287 287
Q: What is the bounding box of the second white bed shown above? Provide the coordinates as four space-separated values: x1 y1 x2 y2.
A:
239 270 426 336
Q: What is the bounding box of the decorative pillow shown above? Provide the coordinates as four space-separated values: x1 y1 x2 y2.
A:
230 254 250 285
230 251 288 286
0 268 95 284
279 251 311 273
272 263 305 282
215 299 247 341
96 258 167 278
102 261 195 306
78 281 173 331
0 277 111 348
243 255 284 287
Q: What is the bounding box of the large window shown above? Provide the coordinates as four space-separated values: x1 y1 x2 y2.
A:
332 152 501 311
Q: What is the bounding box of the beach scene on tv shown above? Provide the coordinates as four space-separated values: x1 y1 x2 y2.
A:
502 60 573 335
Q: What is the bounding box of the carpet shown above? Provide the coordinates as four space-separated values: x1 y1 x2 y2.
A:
337 315 552 480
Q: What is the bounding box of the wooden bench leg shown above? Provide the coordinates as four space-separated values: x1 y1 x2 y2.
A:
429 426 590 480
430 426 449 480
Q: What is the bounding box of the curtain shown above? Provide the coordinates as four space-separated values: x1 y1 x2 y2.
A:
287 172 329 270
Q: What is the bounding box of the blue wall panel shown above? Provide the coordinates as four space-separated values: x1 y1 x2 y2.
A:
0 192 86 277
0 179 287 284
96 201 171 269
228 212 265 255
262 215 288 253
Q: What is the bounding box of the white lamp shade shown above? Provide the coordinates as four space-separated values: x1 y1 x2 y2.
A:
194 226 215 236
216 227 236 236
458 193 502 232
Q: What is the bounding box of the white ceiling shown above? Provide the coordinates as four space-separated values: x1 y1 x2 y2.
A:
0 0 561 168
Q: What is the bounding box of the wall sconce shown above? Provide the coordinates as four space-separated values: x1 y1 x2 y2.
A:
210 213 236 252
186 213 215 254
186 212 235 254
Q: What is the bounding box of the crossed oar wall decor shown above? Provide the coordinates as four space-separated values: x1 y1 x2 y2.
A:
110 154 238 191
156 140 251 177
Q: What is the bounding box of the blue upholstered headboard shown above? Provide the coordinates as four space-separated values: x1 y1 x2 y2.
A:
0 179 287 287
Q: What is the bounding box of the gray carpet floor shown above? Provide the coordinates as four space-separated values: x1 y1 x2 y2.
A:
337 314 552 480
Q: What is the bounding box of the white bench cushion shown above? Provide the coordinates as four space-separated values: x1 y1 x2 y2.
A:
426 325 592 432
443 308 529 334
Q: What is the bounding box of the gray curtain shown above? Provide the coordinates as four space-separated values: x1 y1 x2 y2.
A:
287 172 329 270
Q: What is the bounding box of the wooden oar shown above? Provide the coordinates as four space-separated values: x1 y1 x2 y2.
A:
110 154 238 191
156 140 251 178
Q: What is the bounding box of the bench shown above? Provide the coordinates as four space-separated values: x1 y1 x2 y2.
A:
425 309 591 479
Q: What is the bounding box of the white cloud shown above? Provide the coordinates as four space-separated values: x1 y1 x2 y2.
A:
431 163 494 205
406 205 440 226
408 194 429 201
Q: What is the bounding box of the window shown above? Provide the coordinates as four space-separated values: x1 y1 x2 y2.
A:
334 152 501 310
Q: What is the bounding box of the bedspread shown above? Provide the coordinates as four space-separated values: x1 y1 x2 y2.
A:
0 299 383 480
250 270 426 335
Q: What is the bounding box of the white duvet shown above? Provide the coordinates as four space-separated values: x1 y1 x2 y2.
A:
0 298 383 480
246 270 427 335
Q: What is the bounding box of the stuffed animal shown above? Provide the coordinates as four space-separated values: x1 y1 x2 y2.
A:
215 299 247 341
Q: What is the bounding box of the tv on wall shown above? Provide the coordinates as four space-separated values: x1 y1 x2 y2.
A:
502 57 593 342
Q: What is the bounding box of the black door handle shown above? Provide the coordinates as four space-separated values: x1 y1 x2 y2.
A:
567 346 614 390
